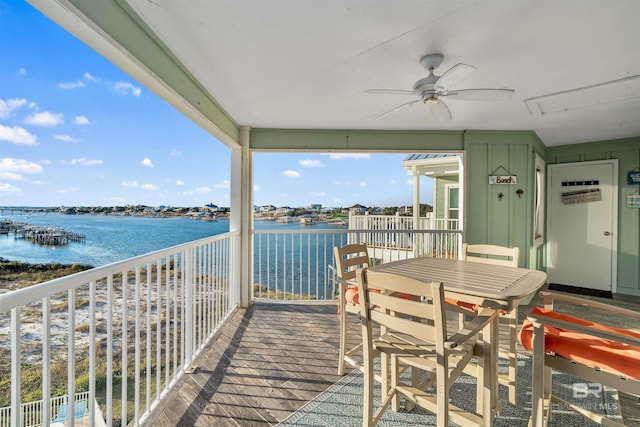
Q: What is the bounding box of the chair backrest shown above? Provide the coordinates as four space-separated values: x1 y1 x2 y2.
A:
53 404 69 422
74 400 88 418
462 243 520 268
356 268 447 353
333 244 370 282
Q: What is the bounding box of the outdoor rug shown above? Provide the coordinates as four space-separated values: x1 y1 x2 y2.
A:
278 356 623 426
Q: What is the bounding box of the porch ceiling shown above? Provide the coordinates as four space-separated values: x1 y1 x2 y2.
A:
29 1 640 148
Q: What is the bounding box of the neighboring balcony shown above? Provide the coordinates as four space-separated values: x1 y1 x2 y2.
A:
0 225 461 427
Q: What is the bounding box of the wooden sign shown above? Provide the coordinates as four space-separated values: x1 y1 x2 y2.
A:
488 175 517 185
562 188 602 204
627 194 640 208
628 170 640 185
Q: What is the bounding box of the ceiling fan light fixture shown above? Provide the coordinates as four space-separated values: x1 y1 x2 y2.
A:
423 95 438 104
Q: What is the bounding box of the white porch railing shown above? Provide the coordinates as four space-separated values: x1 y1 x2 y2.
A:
350 212 461 232
0 392 103 427
0 232 239 427
253 228 463 301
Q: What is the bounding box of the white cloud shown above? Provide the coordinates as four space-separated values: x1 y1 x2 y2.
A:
0 98 27 118
17 68 26 76
283 170 301 178
0 158 43 177
39 159 51 165
70 157 103 166
32 180 45 185
140 158 154 168
0 125 37 145
0 183 20 193
141 184 157 190
84 72 97 82
254 185 261 191
169 149 182 156
359 181 367 187
324 153 370 160
115 81 142 97
390 179 397 184
332 198 343 203
54 134 80 143
176 180 184 185
59 80 85 89
0 172 25 181
57 188 76 194
75 116 90 125
406 179 413 185
122 181 139 187
299 159 325 167
214 180 230 189
194 186 212 194
311 191 326 197
24 111 64 127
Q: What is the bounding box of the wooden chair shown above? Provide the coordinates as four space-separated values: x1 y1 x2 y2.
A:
520 291 640 427
456 243 521 404
356 267 497 427
333 243 371 376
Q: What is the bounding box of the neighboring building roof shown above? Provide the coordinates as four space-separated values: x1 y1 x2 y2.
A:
403 153 459 161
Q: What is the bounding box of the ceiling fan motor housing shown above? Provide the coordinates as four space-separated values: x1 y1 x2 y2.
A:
419 53 444 70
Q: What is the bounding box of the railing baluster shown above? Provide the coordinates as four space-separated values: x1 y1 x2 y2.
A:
146 262 152 415
42 298 50 426
89 281 96 426
121 271 128 427
106 275 113 426
10 308 20 427
134 266 141 426
68 289 75 427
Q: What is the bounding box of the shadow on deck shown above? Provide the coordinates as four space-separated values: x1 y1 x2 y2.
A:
142 287 640 426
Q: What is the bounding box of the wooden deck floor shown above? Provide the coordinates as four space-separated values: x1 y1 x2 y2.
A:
142 288 640 426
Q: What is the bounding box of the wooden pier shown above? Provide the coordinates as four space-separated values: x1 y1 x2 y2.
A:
1 220 85 246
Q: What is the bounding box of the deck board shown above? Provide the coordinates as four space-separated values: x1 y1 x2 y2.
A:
142 289 640 426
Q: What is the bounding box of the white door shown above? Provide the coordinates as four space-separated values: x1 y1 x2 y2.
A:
547 160 618 291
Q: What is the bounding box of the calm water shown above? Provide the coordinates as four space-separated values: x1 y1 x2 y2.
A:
0 212 346 269
0 212 229 266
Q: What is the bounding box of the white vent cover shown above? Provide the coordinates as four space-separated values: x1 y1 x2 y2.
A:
525 75 640 116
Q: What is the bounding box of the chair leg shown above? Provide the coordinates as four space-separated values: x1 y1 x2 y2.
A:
338 297 347 375
506 308 518 405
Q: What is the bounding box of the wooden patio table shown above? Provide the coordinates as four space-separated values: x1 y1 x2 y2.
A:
368 256 547 426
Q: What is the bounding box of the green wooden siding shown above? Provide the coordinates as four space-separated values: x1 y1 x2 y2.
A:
435 176 459 219
547 137 640 296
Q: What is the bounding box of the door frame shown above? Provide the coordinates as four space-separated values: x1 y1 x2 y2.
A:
546 159 618 292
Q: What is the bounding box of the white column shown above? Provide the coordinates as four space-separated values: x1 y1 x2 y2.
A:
412 166 421 256
230 126 252 308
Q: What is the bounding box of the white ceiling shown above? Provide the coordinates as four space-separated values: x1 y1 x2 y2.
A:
126 0 640 147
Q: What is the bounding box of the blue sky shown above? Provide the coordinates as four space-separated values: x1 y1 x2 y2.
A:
0 1 432 209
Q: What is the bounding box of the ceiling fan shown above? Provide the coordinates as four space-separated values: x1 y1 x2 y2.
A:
367 53 515 121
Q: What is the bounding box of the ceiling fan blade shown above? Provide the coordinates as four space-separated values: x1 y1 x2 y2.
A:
373 99 422 120
366 89 417 96
445 88 515 101
434 63 476 91
426 99 452 121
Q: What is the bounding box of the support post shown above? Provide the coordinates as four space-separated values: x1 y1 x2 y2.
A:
412 166 421 256
230 126 253 308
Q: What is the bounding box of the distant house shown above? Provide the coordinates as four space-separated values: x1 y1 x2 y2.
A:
259 205 276 214
309 204 322 211
349 204 367 215
275 206 294 215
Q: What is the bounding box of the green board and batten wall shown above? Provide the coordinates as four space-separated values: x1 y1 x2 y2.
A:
546 137 640 296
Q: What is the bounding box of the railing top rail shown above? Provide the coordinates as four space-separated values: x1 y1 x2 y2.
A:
254 228 462 235
0 230 239 313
